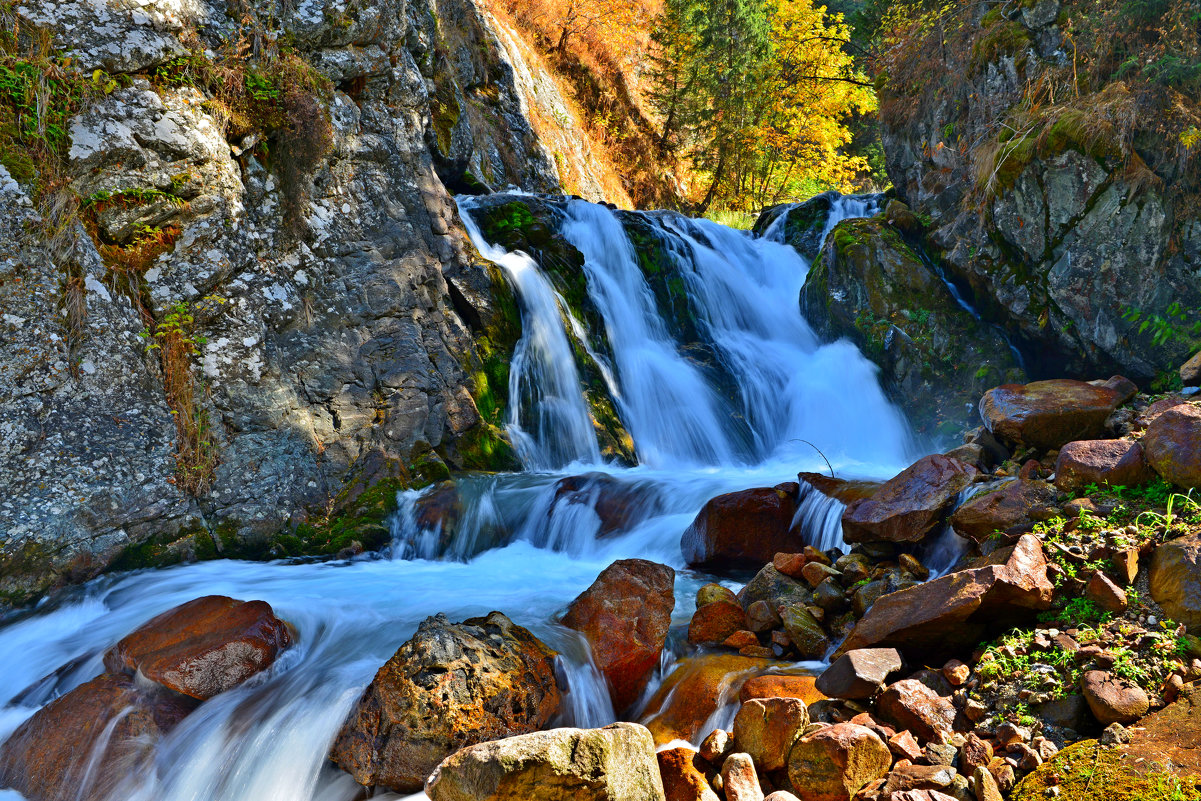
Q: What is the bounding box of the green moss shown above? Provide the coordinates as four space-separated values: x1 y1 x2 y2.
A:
620 214 701 344
1012 741 1201 801
109 527 217 572
971 20 1031 70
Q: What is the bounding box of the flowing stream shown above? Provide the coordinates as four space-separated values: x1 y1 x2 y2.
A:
0 196 924 801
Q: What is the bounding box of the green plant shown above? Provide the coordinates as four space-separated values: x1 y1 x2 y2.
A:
1123 303 1201 347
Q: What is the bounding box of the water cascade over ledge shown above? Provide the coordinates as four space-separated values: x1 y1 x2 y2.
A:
0 195 925 801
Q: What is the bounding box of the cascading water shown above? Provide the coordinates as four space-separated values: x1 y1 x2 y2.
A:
0 193 926 801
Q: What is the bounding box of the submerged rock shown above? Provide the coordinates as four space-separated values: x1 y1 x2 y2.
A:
842 455 977 544
561 559 675 712
0 673 196 801
683 486 801 567
330 612 561 793
425 722 666 801
103 595 292 700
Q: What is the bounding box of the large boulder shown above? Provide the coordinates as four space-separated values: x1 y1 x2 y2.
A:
1150 534 1201 629
739 675 826 705
1080 671 1149 726
561 559 675 712
786 722 892 801
979 380 1125 451
1054 439 1155 492
1142 404 1201 489
815 648 904 700
877 679 957 742
425 723 666 801
641 655 774 744
835 535 1053 659
842 455 977 543
102 595 292 700
949 480 1058 543
658 747 720 801
330 612 561 793
733 697 811 772
0 673 196 801
683 486 800 567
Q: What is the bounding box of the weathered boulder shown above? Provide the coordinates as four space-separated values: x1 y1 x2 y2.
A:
781 605 832 659
786 722 892 801
877 680 957 743
683 486 800 567
816 648 905 700
979 380 1125 451
1150 534 1201 629
102 595 292 700
949 479 1058 542
1080 671 1149 726
330 612 561 793
755 192 860 262
733 697 810 772
425 722 666 801
739 675 826 705
835 535 1053 659
658 747 720 801
0 673 196 801
1142 404 1201 489
561 559 675 711
842 455 977 543
641 655 774 745
689 600 748 646
1054 439 1155 492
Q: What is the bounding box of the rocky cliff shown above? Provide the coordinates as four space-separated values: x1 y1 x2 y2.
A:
0 0 605 608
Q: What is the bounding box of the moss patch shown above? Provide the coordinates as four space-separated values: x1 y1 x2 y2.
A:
1012 740 1201 801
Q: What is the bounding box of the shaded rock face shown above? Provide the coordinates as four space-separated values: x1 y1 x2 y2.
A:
949 479 1058 543
799 213 1024 438
1054 439 1155 492
754 191 868 262
330 612 561 793
0 673 197 801
683 486 801 567
835 535 1054 659
1142 404 1201 489
425 722 666 801
877 3 1201 383
103 595 292 700
842 455 977 544
1150 534 1201 629
979 380 1123 450
561 559 675 712
0 0 567 611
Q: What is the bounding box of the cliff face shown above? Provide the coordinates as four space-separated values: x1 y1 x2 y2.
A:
0 0 598 608
876 0 1201 386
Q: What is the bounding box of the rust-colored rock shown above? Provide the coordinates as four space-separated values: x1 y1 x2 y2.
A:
0 673 196 801
683 486 800 567
1081 670 1149 726
562 558 675 711
658 747 719 801
739 674 825 705
329 612 560 793
723 752 764 801
842 456 977 544
1150 533 1201 628
786 722 892 801
1054 440 1155 492
641 655 775 744
1143 404 1201 489
798 473 882 504
102 595 292 700
733 697 810 772
979 379 1125 450
1085 571 1128 615
876 680 956 743
949 480 1058 543
959 733 993 775
689 600 747 645
834 535 1053 659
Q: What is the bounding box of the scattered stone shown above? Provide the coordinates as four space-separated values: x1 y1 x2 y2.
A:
883 764 959 795
689 600 748 645
943 660 970 687
1084 572 1128 614
330 612 561 793
722 752 764 801
699 729 733 765
816 648 904 699
1054 440 1155 492
979 380 1126 450
0 673 195 801
739 566 812 621
960 734 993 775
733 697 810 772
949 480 1058 542
877 680 957 743
802 562 842 588
1150 534 1201 628
787 722 892 801
836 536 1054 659
900 554 931 580
658 747 720 801
986 758 1016 793
1081 670 1149 726
924 741 958 767
1142 404 1201 489
698 583 739 607
683 487 800 567
739 675 825 705
781 605 832 659
775 553 808 579
102 595 292 700
971 765 1003 801
725 630 762 651
889 730 925 761
764 793 803 801
425 722 666 801
561 559 675 711
843 455 978 544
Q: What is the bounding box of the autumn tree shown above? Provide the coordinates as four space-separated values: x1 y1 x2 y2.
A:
536 0 644 55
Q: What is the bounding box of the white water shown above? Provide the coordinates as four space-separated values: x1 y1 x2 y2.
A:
0 194 923 801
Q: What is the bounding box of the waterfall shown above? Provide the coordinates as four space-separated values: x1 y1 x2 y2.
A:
0 194 921 801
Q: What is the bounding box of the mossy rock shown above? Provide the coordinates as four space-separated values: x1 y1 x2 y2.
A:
1011 740 1201 800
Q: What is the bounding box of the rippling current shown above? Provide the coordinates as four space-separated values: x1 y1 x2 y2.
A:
0 195 924 801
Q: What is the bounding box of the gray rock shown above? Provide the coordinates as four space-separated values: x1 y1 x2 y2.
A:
816 648 904 699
